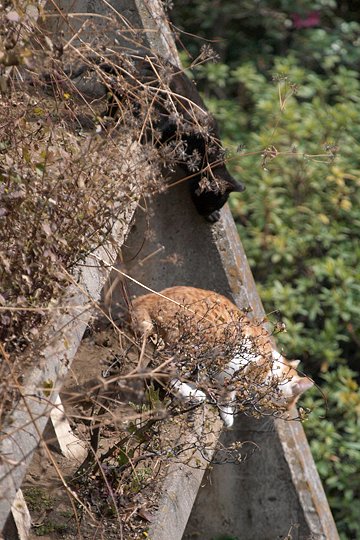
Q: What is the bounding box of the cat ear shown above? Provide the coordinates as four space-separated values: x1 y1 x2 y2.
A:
288 359 301 369
292 377 314 397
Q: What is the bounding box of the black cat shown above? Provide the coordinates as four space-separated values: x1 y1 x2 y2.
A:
96 53 245 222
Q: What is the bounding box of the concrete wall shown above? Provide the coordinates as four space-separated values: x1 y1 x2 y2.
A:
184 416 312 540
119 180 338 540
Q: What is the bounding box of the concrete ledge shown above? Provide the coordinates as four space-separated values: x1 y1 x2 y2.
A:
0 194 138 529
121 180 339 540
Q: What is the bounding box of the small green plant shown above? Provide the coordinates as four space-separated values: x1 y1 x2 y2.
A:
33 521 69 537
23 487 53 512
129 466 154 494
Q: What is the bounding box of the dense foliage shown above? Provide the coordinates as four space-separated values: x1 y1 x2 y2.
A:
171 2 360 538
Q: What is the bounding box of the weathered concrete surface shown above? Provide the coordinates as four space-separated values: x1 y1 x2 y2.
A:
183 415 332 540
147 407 223 540
119 179 339 540
44 0 179 62
0 196 137 531
185 416 305 540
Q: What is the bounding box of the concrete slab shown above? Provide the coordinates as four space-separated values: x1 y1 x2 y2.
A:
120 180 339 540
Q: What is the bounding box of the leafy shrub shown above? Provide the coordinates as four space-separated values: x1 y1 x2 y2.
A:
212 58 360 540
172 0 360 75
171 2 360 537
302 368 360 539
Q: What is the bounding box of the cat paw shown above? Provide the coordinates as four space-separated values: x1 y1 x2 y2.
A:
190 388 207 402
170 379 206 402
219 407 235 428
205 210 221 223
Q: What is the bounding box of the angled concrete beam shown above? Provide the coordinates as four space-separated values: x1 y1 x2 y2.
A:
122 183 339 540
0 205 137 531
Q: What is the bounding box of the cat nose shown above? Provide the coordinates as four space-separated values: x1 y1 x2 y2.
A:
228 179 245 193
235 181 246 193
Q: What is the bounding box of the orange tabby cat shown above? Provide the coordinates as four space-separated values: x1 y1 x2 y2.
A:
130 286 313 426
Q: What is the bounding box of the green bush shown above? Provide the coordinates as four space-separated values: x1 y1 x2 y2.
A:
302 368 360 539
222 58 360 374
210 58 360 539
171 3 360 536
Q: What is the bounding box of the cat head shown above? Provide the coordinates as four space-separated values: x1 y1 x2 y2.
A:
191 175 245 223
273 357 314 409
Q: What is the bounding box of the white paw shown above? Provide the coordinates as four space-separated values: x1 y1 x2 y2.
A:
219 406 235 428
189 389 207 402
170 379 206 402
